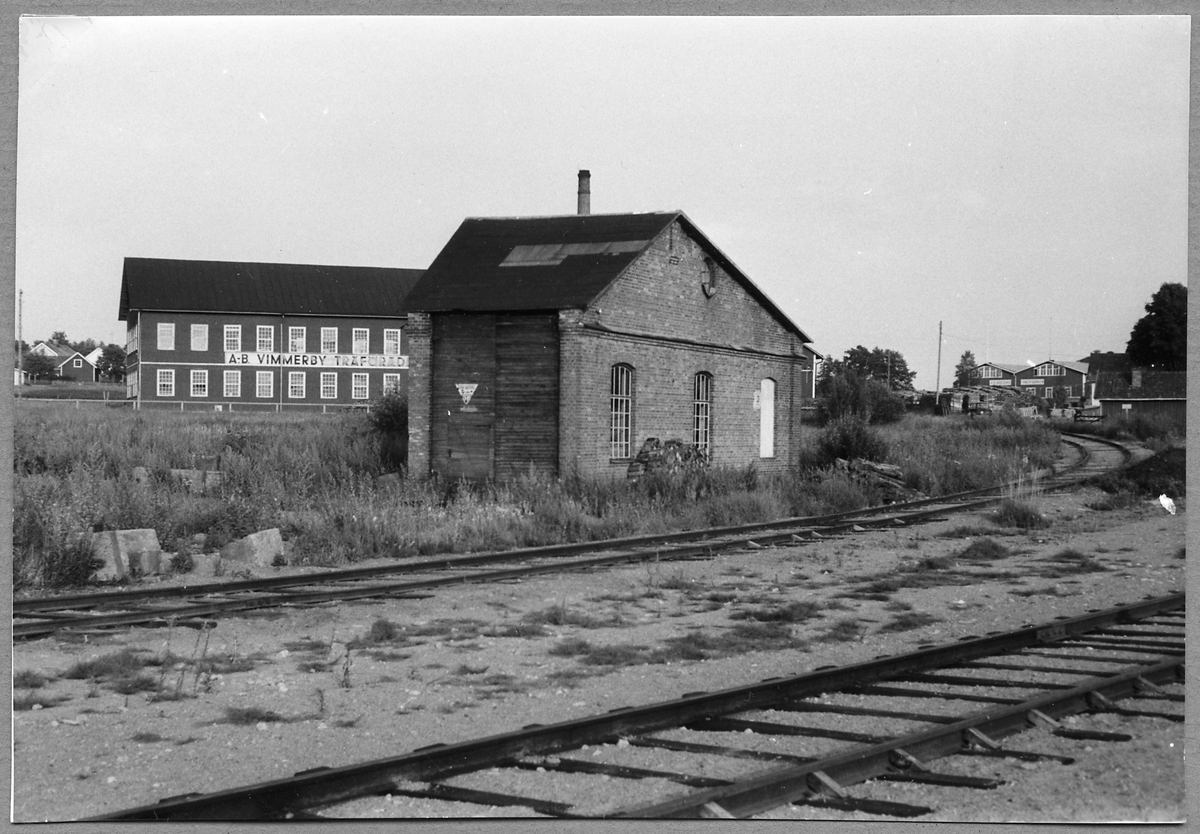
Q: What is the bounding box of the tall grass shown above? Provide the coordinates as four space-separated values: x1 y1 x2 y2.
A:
14 403 1062 588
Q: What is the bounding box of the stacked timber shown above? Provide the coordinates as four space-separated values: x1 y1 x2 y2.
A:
627 438 709 479
835 458 924 504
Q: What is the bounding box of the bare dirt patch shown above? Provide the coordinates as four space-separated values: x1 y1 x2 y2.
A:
12 483 1186 821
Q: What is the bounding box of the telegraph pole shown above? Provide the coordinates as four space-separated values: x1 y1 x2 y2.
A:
935 320 942 392
16 289 22 395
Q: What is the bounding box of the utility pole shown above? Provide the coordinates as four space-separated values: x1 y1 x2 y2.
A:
16 289 22 395
935 320 942 392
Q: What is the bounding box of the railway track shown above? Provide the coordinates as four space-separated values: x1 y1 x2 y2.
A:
13 432 1135 640
92 592 1184 820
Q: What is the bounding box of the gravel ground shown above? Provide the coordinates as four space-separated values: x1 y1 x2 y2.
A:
11 473 1188 823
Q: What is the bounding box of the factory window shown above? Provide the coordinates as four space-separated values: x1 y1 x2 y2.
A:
156 369 174 397
157 323 175 351
1034 363 1065 376
191 324 208 352
693 372 712 454
978 366 1002 379
383 373 402 394
610 364 634 460
352 373 369 400
289 327 306 353
353 328 370 355
257 326 275 353
759 378 776 458
126 321 139 354
191 370 208 398
256 371 273 398
384 329 402 356
320 372 337 399
224 325 241 352
224 370 241 398
321 328 338 354
73 358 82 368
288 372 306 399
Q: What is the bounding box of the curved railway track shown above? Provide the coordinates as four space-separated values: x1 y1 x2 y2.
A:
92 592 1184 820
14 432 1135 640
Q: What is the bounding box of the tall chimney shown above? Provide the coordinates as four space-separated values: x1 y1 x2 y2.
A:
577 169 591 216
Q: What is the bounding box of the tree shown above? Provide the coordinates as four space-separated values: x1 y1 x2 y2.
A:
49 331 69 346
954 350 978 388
1126 283 1186 371
22 353 55 381
70 338 98 355
95 344 127 383
841 345 916 391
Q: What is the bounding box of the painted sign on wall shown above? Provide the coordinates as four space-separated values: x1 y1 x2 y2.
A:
225 353 408 369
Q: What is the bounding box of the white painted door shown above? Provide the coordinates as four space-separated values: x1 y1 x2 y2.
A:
759 378 775 458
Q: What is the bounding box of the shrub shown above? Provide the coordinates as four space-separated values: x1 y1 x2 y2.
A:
816 416 888 465
992 498 1048 529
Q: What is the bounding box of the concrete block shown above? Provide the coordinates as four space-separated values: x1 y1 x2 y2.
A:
131 466 151 487
128 550 163 576
220 528 285 568
90 529 162 582
191 553 222 576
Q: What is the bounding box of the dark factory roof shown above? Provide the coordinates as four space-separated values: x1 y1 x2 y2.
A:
118 258 425 321
405 211 812 343
1095 371 1187 399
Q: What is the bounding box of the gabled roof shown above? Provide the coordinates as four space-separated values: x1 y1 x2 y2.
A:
119 258 425 321
405 211 812 343
1018 359 1088 375
54 351 92 369
30 341 76 359
972 362 1024 374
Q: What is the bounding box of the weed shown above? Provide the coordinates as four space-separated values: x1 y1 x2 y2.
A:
498 622 548 638
14 692 69 711
957 538 1011 561
884 600 914 612
63 648 155 695
452 663 489 676
877 612 942 633
222 706 286 725
130 732 167 743
522 604 615 629
992 499 1049 530
817 617 865 642
729 600 823 624
580 645 650 667
13 670 51 689
548 638 593 657
1041 548 1106 576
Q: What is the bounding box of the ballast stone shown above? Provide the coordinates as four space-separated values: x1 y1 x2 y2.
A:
220 528 285 567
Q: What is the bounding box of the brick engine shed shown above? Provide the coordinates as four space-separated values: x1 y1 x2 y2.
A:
405 174 819 482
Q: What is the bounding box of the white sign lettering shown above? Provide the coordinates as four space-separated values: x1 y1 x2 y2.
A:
1021 378 1044 386
225 352 408 369
987 379 1012 386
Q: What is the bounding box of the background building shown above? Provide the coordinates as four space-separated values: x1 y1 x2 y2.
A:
119 258 422 411
1012 359 1089 404
404 173 819 482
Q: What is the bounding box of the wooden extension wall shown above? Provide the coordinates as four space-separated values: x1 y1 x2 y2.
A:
430 313 559 482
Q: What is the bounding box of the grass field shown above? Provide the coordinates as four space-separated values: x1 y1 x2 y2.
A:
13 402 1066 589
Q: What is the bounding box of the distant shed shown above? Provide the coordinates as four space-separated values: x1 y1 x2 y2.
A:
1095 371 1187 424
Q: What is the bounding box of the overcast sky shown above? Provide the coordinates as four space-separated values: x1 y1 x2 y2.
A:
16 14 1189 387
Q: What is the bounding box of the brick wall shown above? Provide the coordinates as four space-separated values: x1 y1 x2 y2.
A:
559 327 807 477
594 220 802 356
406 312 432 476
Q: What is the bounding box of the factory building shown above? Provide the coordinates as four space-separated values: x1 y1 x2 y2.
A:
119 258 423 411
404 172 819 482
1012 359 1089 403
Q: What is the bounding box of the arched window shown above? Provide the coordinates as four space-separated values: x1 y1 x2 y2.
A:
693 372 712 454
702 257 717 298
610 364 634 459
759 378 775 458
